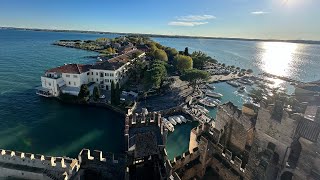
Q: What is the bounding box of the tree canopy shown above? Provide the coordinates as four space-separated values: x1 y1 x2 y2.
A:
93 86 100 101
191 51 212 69
144 60 167 89
78 84 90 100
164 47 178 62
96 37 109 43
184 47 189 56
153 49 168 61
180 69 209 86
174 54 193 73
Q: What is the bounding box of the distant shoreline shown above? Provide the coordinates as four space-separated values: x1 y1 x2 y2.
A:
1 26 320 45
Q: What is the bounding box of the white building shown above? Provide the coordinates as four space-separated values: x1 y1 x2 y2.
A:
37 64 92 97
37 49 145 97
88 49 145 90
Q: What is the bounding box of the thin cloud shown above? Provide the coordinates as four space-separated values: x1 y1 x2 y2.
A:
251 11 269 15
176 15 216 21
168 21 208 27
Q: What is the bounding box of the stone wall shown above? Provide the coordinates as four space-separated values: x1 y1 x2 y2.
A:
215 102 255 153
292 137 320 180
0 149 78 180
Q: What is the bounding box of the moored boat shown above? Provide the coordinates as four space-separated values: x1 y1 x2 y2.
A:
196 105 209 114
178 115 187 123
205 90 223 98
237 86 246 93
162 118 174 132
199 97 216 108
173 116 182 124
206 83 215 90
227 81 240 87
168 117 177 125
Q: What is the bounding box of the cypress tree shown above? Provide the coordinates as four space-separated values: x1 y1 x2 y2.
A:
93 86 100 101
115 82 120 105
111 80 115 104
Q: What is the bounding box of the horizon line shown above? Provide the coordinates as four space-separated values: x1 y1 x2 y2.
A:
1 26 320 44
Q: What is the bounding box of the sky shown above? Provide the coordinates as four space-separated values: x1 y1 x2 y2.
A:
0 0 319 40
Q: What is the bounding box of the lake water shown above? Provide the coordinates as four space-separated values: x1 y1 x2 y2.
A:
0 29 319 159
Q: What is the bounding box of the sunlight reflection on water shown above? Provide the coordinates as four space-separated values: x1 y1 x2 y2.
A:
259 42 301 77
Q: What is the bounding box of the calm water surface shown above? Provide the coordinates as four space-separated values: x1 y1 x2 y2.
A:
1 29 319 159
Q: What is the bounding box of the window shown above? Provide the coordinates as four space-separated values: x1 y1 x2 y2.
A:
110 73 114 77
73 75 78 78
96 78 98 82
48 82 51 86
91 72 93 75
92 78 94 81
69 82 71 85
105 73 107 76
96 72 98 75
74 82 76 86
66 74 70 77
87 72 89 75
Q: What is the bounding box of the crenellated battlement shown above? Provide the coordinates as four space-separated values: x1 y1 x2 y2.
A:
216 102 255 133
217 143 246 173
0 149 78 169
78 149 122 164
125 111 162 128
0 149 79 179
170 147 200 171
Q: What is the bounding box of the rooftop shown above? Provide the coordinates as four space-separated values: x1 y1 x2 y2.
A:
46 64 92 74
91 49 143 71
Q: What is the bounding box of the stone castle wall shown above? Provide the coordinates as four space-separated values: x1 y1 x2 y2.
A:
0 149 79 179
215 102 255 153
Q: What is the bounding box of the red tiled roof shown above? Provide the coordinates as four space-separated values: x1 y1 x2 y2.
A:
91 49 143 70
46 64 92 74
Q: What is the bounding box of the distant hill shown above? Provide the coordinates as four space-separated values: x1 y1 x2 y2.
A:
1 26 320 45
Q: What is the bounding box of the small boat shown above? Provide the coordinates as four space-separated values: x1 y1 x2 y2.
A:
227 81 240 87
206 90 223 98
162 118 174 132
237 86 246 93
199 97 216 108
168 117 177 125
196 105 209 114
206 83 215 90
173 116 182 124
178 115 187 123
238 79 253 85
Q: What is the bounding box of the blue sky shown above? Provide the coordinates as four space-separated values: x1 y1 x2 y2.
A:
0 0 319 40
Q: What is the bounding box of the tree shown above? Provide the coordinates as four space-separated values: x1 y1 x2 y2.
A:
249 88 264 103
165 47 178 62
93 86 100 101
78 84 90 100
180 69 209 87
174 54 193 73
96 37 109 43
247 69 253 73
144 60 167 89
111 80 115 104
115 82 120 105
191 51 211 69
184 47 189 56
101 47 116 55
153 49 168 61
